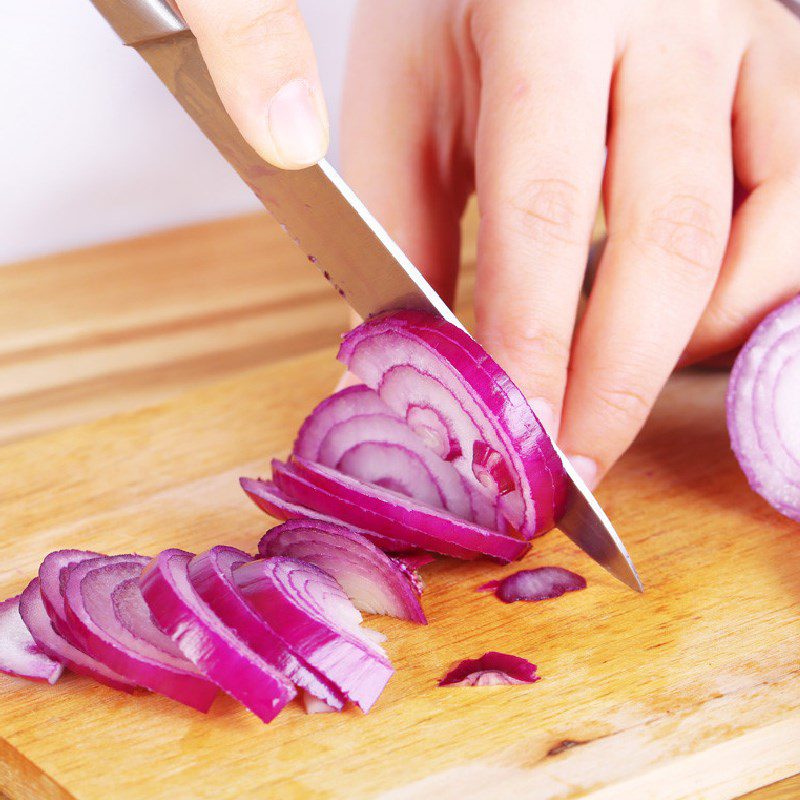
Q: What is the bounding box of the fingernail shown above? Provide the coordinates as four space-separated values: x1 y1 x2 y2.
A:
267 79 328 168
568 454 598 490
528 398 557 438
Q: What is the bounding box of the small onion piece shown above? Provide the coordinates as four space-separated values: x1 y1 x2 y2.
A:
187 546 344 709
257 519 426 623
302 689 338 714
18 578 135 693
391 555 435 596
275 457 529 563
478 567 587 603
339 310 567 537
0 595 63 684
233 557 394 712
140 549 296 724
438 652 540 686
239 477 413 554
64 555 217 711
727 294 800 522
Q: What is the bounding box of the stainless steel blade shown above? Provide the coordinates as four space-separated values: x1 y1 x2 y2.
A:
88 0 642 592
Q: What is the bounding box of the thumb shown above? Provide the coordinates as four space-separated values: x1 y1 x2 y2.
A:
177 0 329 169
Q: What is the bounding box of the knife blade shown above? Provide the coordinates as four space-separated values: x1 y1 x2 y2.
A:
88 0 643 592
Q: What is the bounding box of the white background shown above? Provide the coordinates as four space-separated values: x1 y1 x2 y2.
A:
0 0 356 265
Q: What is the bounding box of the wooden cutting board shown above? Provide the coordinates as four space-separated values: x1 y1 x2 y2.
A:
1 341 799 799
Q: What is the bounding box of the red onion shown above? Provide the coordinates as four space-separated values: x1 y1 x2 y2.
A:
140 549 296 724
478 567 586 603
38 549 102 638
233 557 393 712
0 595 63 684
339 311 567 537
18 577 135 692
728 294 800 522
187 546 345 709
239 477 413 553
257 519 426 623
438 652 540 686
391 554 435 595
274 457 529 562
64 554 217 711
302 690 338 714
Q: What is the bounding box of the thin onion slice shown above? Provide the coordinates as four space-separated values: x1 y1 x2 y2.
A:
64 555 217 711
339 310 566 537
477 567 586 603
38 549 102 638
140 549 296 724
257 519 426 623
302 689 338 714
233 557 393 712
187 546 344 709
18 578 135 693
0 595 63 684
438 652 540 686
275 457 529 563
239 476 413 553
728 293 800 521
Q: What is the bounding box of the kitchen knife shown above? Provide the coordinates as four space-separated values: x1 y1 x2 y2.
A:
88 0 643 592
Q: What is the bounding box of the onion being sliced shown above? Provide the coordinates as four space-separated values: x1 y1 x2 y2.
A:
0 595 63 684
38 549 102 638
728 294 800 521
139 549 296 724
438 652 540 686
239 477 413 553
275 457 529 563
257 519 426 623
187 546 344 709
233 557 394 712
294 386 487 522
339 310 567 537
18 578 135 693
64 555 217 711
478 567 586 603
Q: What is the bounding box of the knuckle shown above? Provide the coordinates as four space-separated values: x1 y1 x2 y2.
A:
586 378 654 428
635 192 724 278
505 178 587 251
222 1 299 47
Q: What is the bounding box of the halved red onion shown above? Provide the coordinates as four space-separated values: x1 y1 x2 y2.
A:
0 594 63 684
187 546 344 709
294 386 488 522
239 477 413 553
233 557 393 712
140 549 296 724
438 652 540 686
339 310 567 537
38 549 102 638
727 294 800 521
257 519 426 623
275 457 529 562
18 578 135 693
64 554 217 711
477 567 586 603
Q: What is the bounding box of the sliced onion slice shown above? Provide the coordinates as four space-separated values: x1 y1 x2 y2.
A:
233 557 394 712
140 549 296 724
239 477 413 553
64 554 217 711
302 690 338 714
275 457 529 562
728 294 800 521
257 519 426 623
18 578 135 693
38 549 102 638
438 652 540 686
478 567 586 603
0 594 63 684
339 310 567 537
187 546 344 709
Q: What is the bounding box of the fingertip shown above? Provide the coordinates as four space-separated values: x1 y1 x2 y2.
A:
566 454 599 490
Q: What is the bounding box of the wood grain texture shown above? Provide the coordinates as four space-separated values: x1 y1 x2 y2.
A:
0 208 476 447
1 346 798 800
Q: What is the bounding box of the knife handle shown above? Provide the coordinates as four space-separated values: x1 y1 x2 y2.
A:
89 0 187 46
